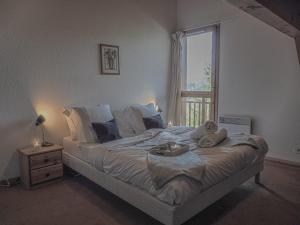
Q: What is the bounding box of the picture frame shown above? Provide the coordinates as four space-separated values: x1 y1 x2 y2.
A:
100 44 120 75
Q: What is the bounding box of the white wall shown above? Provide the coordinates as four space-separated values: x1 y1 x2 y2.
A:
0 0 177 179
1 0 299 180
178 0 300 163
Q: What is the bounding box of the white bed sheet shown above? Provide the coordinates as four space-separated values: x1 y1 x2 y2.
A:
63 127 268 206
63 137 107 170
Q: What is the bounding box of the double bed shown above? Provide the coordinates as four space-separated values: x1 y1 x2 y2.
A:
62 126 268 225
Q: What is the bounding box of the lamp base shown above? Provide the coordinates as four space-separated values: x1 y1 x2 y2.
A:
42 142 54 147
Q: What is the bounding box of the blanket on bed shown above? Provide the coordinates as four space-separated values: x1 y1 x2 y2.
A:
100 127 267 189
83 126 268 205
147 151 205 189
222 134 269 152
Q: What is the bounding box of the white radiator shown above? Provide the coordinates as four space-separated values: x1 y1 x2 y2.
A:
219 115 252 135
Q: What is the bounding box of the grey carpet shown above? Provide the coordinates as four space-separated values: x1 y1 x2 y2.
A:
0 161 299 225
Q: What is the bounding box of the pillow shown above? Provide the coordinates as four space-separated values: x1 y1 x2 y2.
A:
113 108 136 138
125 106 146 135
92 119 120 143
86 104 114 123
63 108 77 139
63 107 97 142
143 114 165 129
132 103 158 118
129 103 161 134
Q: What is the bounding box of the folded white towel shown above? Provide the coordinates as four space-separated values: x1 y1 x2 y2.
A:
198 128 227 148
190 120 218 140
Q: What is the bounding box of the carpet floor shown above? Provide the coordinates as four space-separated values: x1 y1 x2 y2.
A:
0 160 299 225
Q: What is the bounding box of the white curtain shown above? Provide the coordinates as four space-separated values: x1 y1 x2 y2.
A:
167 31 185 126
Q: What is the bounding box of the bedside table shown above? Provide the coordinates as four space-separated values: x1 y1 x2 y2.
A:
18 145 63 188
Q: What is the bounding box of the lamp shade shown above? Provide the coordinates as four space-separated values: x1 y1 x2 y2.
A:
35 115 45 126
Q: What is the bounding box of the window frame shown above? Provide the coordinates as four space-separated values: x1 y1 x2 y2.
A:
181 24 220 124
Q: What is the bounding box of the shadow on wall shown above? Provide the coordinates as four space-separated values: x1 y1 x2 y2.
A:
127 0 176 32
0 118 35 180
0 100 70 179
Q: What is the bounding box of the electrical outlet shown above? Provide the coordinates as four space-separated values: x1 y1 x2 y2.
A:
0 177 20 188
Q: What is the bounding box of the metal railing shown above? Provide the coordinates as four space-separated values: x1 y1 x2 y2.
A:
181 97 212 127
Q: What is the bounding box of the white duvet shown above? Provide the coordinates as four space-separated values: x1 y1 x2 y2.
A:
83 127 268 206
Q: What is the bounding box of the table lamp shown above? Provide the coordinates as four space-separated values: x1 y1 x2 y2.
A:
35 115 54 147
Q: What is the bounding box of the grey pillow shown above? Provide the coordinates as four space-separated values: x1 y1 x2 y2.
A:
92 119 120 143
143 114 164 130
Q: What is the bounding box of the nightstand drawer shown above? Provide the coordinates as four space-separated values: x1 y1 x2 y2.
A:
30 164 63 185
30 150 61 169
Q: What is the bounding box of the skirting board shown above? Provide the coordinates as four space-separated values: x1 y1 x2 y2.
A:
63 152 263 225
265 156 300 168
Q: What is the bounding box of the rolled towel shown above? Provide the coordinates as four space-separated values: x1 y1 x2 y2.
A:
190 120 218 140
198 128 228 148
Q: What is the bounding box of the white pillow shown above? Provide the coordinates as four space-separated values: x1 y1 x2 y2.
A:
129 103 160 135
132 103 159 117
86 104 114 123
63 107 97 142
113 108 136 138
64 112 77 139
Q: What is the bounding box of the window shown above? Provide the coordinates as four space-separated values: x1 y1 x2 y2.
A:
181 25 219 127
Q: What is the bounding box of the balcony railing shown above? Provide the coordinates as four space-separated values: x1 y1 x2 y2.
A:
181 97 213 127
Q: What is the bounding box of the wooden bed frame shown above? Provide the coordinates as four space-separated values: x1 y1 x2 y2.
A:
63 151 263 225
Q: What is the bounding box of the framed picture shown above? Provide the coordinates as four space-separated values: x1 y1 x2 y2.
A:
100 44 120 75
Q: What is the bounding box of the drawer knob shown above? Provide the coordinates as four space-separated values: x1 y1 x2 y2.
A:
44 158 49 163
45 173 50 177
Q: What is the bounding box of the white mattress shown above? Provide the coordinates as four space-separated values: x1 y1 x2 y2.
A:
63 128 268 206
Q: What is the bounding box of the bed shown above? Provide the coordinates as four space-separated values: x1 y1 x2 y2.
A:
62 126 268 225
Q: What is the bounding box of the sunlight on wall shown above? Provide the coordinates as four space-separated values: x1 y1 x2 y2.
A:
34 103 53 128
145 96 157 105
32 99 69 145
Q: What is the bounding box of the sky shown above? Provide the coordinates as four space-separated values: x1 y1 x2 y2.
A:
186 31 212 91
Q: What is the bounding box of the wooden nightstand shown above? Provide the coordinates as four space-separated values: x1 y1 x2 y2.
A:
18 145 63 188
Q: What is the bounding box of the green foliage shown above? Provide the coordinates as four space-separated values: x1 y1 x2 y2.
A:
202 64 212 91
187 64 212 91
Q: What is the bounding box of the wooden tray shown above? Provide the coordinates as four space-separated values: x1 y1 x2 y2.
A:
149 142 189 156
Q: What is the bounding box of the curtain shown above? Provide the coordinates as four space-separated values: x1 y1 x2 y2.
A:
167 31 185 126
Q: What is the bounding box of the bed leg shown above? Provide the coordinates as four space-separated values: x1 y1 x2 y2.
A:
255 173 260 184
